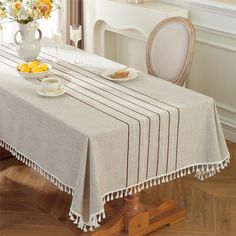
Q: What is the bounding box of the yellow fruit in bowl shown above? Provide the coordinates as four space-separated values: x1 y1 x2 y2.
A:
17 64 28 71
37 64 48 71
17 62 50 75
20 66 31 73
31 67 45 73
28 61 40 69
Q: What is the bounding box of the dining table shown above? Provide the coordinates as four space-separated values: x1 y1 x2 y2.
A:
0 38 230 235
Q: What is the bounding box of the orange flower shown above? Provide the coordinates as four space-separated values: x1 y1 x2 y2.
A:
14 2 21 10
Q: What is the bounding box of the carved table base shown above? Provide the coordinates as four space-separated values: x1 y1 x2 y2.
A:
83 193 186 236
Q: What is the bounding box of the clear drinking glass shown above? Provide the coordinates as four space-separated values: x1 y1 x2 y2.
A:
70 25 82 64
52 30 62 63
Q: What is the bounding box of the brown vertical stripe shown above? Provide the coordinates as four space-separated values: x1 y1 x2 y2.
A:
2 44 180 181
0 57 133 187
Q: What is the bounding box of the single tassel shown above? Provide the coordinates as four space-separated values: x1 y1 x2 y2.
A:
110 194 114 201
138 185 141 192
115 192 119 199
128 188 133 195
196 166 200 172
211 165 215 172
173 172 176 179
188 168 191 174
74 216 79 224
98 214 101 222
102 211 106 219
177 172 180 178
165 176 169 182
70 214 75 221
162 177 165 183
201 165 205 172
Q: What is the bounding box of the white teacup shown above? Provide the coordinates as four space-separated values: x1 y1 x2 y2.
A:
42 78 62 92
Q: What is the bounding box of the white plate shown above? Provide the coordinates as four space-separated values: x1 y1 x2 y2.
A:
101 69 138 82
37 87 65 97
17 64 52 80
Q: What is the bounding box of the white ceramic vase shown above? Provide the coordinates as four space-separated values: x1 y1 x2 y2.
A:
127 0 144 3
14 22 42 62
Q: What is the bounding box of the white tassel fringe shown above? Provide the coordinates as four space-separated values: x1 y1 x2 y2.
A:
0 138 230 232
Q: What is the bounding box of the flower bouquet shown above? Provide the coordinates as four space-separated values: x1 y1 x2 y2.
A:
0 0 60 27
0 0 61 61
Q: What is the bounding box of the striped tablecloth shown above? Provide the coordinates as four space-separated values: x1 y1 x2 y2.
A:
0 38 229 231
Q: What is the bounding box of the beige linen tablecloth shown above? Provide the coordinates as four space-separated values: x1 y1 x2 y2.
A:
0 39 229 231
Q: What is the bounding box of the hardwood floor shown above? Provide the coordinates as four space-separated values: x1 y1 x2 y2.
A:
0 141 235 236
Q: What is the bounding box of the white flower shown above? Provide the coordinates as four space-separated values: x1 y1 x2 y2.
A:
18 9 29 21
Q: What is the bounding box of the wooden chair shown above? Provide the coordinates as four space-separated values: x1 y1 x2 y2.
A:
146 17 196 86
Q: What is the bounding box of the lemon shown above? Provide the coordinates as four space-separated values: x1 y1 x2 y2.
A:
20 66 31 73
37 64 48 71
17 64 28 71
31 67 44 73
28 61 40 69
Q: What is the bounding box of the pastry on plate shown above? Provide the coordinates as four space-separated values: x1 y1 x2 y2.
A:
110 70 130 79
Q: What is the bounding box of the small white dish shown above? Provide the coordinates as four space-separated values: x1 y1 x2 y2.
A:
17 64 52 80
37 87 65 97
101 69 138 82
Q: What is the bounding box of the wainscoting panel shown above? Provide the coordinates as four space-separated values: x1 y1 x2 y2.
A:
160 0 236 142
83 0 236 142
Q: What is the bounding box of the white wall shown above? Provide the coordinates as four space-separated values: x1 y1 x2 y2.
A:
160 0 236 142
84 0 236 142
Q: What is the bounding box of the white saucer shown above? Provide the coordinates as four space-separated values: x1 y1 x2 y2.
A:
37 87 65 97
101 69 138 82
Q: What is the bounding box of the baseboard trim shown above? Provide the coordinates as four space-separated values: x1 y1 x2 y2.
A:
222 126 236 143
215 103 236 143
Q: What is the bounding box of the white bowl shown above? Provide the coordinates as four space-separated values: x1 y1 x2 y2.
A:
17 64 52 80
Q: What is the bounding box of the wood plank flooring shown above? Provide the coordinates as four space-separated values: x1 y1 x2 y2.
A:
0 141 235 236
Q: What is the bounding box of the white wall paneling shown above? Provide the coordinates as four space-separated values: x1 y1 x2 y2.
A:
159 0 236 142
83 0 236 142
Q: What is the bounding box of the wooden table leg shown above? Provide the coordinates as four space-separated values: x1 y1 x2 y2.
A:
0 147 12 161
84 192 186 236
